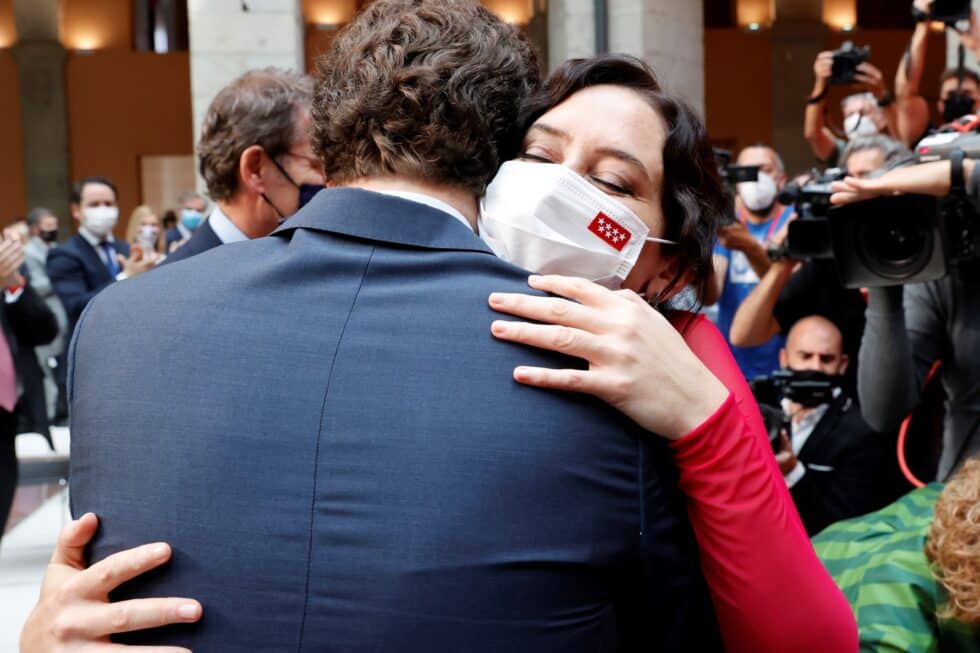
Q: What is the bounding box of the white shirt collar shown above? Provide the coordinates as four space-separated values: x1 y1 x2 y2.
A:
374 190 473 232
78 226 115 247
781 387 843 454
207 205 248 244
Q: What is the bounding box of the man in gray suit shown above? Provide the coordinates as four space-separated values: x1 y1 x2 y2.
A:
24 208 67 422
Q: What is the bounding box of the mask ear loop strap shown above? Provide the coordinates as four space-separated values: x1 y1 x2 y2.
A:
645 237 678 245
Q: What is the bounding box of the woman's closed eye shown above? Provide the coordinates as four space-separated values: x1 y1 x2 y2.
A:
589 175 634 197
519 152 555 164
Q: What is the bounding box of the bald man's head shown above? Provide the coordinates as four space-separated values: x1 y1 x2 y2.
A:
780 315 848 376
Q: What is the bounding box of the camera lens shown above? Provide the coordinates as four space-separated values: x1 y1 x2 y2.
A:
855 213 932 280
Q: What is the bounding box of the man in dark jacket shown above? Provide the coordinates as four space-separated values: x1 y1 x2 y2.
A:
0 237 58 538
775 315 900 535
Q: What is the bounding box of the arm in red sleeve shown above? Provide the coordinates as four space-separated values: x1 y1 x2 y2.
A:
667 313 858 653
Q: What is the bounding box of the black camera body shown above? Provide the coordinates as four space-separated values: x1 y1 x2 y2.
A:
776 169 845 260
750 370 840 452
830 42 870 85
923 0 972 25
714 148 759 226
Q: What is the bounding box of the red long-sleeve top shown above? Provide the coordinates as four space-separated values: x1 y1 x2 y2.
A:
668 313 858 653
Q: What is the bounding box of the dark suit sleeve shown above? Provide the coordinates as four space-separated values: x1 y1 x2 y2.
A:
790 414 892 535
7 283 58 348
46 246 110 324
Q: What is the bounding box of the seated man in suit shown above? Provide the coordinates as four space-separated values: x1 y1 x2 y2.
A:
774 315 900 535
45 177 157 338
164 69 324 265
22 1 724 650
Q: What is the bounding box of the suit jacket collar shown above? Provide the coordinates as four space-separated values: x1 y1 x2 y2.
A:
273 187 494 256
798 393 851 459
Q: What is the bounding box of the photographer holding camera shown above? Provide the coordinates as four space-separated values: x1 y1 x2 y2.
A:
805 46 898 165
772 316 897 536
709 145 794 379
832 156 980 479
895 0 980 144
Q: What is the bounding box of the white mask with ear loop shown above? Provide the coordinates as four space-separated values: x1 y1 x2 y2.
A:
844 112 880 139
478 161 677 289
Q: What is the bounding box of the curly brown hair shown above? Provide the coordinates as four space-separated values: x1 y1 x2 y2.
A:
197 68 313 201
517 55 728 307
312 0 540 196
927 457 980 625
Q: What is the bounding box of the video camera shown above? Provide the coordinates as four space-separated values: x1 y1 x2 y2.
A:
714 148 759 225
830 42 870 85
914 0 972 26
776 119 980 287
750 370 840 453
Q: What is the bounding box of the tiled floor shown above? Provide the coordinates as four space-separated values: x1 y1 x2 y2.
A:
1 428 71 651
0 490 68 651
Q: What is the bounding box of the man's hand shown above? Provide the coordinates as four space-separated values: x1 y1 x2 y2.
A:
774 431 799 476
854 62 888 101
957 11 980 58
913 0 934 14
813 51 833 91
0 238 25 288
718 222 763 254
20 513 202 653
118 245 159 279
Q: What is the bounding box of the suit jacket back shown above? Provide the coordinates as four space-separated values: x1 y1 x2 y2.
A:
69 189 719 652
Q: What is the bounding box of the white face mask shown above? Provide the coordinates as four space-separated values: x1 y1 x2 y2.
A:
737 172 778 214
844 112 879 139
478 160 676 289
82 206 119 239
137 225 159 246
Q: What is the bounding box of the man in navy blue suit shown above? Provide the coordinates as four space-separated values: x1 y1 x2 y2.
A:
165 69 323 266
30 1 721 651
46 177 156 338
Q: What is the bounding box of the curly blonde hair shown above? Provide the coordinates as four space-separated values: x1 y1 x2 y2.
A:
926 457 980 625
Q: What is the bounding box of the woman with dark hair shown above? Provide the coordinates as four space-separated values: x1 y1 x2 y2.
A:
483 54 857 653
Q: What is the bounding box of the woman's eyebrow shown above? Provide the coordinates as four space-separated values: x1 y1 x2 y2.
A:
526 123 569 140
594 147 651 180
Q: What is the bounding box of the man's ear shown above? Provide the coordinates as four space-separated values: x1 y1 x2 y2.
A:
779 348 788 370
839 353 850 375
70 202 82 223
239 145 267 195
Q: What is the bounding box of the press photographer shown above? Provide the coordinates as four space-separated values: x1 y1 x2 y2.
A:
753 316 896 536
709 145 794 379
895 0 979 145
729 135 911 395
830 141 980 479
805 43 898 165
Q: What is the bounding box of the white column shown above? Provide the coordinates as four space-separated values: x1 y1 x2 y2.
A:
548 0 597 69
608 0 704 116
187 0 304 148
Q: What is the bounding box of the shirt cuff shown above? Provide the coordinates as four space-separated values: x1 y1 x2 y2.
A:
115 271 128 281
4 287 23 303
784 462 806 488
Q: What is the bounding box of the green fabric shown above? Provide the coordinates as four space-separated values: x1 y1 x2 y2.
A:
813 484 980 652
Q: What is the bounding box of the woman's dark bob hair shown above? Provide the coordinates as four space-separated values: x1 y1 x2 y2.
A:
518 54 727 306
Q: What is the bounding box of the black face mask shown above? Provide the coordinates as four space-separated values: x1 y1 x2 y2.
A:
264 157 324 226
782 369 842 408
943 91 976 124
39 229 59 244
